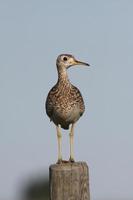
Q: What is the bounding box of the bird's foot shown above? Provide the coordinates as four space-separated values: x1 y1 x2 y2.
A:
56 159 63 164
69 157 75 163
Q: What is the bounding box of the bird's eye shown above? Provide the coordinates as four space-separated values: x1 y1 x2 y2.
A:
63 57 68 61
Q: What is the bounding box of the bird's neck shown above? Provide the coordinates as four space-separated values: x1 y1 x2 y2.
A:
57 66 70 85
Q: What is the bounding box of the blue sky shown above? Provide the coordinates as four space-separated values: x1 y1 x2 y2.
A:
0 1 133 200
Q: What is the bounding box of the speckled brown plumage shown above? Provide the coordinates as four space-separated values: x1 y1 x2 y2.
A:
45 54 90 162
46 78 85 129
45 54 87 129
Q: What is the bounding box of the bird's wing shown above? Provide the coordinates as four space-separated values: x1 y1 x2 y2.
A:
45 85 57 120
71 85 85 115
45 92 54 121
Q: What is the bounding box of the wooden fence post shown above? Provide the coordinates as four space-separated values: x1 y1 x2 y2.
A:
49 162 90 200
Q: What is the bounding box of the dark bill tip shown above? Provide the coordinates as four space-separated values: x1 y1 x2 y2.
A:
76 60 90 66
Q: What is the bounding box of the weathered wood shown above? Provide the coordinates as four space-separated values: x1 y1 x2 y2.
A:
49 162 90 200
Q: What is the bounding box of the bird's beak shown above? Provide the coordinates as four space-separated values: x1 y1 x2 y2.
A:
73 59 90 67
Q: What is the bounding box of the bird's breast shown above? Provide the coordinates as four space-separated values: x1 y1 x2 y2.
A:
46 83 85 128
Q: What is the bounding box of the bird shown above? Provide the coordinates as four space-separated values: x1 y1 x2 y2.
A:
45 54 90 163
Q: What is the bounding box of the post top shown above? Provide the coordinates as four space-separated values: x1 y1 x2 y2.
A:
49 161 89 171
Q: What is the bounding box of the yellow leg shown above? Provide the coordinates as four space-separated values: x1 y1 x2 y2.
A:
69 123 75 162
56 125 62 163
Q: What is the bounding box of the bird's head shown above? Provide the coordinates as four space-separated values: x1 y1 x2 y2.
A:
56 54 90 69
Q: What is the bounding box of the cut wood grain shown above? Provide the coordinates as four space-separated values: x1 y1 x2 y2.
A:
49 162 90 200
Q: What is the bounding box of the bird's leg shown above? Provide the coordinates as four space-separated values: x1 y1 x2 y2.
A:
56 125 62 164
69 123 75 162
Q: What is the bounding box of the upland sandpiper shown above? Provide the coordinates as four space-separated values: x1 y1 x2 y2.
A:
45 54 90 163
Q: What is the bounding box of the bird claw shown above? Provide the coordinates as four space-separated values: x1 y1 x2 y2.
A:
69 158 75 163
56 159 63 164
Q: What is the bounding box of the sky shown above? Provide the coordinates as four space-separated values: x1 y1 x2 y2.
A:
0 0 133 200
